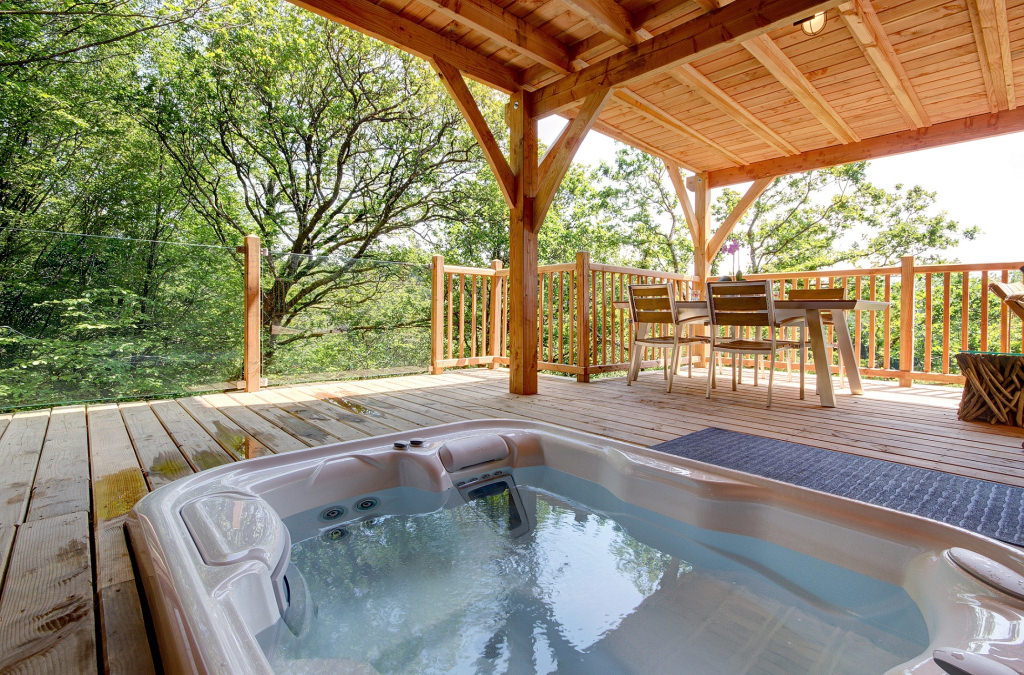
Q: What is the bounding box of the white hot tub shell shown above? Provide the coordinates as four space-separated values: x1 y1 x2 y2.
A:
126 419 1024 674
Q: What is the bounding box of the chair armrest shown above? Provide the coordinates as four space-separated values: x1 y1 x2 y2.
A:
778 316 806 326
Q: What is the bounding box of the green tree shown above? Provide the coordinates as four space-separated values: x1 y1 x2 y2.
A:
140 0 486 365
712 162 978 274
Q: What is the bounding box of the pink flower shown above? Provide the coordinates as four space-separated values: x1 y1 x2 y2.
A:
721 239 740 255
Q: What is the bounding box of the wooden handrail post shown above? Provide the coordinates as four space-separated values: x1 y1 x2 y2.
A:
430 254 445 375
898 254 915 387
489 259 502 369
576 251 591 383
243 234 261 393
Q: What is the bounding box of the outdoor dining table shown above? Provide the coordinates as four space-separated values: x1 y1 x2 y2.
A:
614 298 890 408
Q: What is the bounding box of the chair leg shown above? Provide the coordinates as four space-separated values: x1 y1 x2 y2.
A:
687 344 693 378
768 348 777 408
754 353 759 387
731 352 738 391
667 344 677 393
626 341 639 385
705 347 714 399
799 328 806 400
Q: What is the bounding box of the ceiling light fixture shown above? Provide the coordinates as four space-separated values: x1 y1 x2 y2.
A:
797 12 827 36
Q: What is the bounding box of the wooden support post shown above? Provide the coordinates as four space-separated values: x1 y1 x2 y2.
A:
508 90 540 395
431 254 445 374
576 251 591 383
243 234 261 393
692 173 711 364
489 259 502 368
898 254 915 387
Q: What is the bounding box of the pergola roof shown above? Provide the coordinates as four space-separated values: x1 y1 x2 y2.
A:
296 0 1024 186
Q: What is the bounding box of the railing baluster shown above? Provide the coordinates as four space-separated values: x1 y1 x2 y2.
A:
868 275 877 369
447 272 454 360
981 271 989 352
961 271 970 355
883 275 891 369
471 275 478 359
458 274 465 359
923 272 932 372
1001 269 1010 353
942 273 951 374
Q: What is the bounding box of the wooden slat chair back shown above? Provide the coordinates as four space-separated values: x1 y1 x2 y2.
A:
706 281 775 327
626 283 706 392
628 283 676 325
991 281 1024 323
704 280 804 408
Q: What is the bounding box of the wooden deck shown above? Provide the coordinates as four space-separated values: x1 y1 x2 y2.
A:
1 367 1023 673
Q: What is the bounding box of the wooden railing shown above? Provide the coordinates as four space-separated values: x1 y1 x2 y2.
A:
429 253 1024 386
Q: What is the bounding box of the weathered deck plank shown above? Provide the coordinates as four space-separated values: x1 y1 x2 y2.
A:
0 512 95 673
27 405 90 522
200 393 307 453
119 402 193 490
176 396 274 460
87 403 155 675
148 399 234 471
0 410 50 530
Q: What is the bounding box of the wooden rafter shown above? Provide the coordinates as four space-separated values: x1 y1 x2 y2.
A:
416 0 572 74
613 89 744 164
432 58 516 207
671 64 798 156
838 0 928 129
520 0 697 89
742 34 859 145
707 177 772 259
532 0 843 117
293 0 519 93
560 0 639 47
966 0 1015 112
664 161 698 242
706 106 1024 187
535 88 614 221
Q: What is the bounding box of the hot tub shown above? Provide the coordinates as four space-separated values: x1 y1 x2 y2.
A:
126 420 1024 674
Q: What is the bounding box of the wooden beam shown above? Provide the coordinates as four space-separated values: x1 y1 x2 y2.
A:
707 177 772 260
243 235 261 393
742 34 859 145
692 172 711 280
535 88 613 221
416 0 572 74
613 88 745 164
433 58 516 207
532 0 842 117
507 90 540 395
664 161 698 242
291 0 519 93
671 64 798 156
966 0 1015 112
561 0 638 46
706 106 1024 187
838 0 929 129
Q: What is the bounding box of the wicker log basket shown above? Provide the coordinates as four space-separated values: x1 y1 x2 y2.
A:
956 351 1024 427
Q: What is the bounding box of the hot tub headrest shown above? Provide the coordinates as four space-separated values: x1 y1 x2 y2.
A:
438 434 510 472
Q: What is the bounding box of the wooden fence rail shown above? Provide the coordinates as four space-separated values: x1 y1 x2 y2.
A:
429 253 1024 387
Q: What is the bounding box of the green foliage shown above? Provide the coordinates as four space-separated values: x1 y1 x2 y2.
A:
712 163 977 274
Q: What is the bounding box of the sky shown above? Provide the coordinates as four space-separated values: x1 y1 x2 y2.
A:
538 117 1024 265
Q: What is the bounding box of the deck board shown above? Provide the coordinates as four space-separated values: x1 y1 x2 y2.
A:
0 368 1022 673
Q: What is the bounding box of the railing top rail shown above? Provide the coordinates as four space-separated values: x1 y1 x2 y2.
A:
745 266 900 280
914 261 1024 274
588 262 699 281
442 264 501 276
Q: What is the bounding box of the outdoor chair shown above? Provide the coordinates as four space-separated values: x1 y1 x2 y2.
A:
991 280 1024 323
786 287 846 391
626 283 708 392
705 280 805 408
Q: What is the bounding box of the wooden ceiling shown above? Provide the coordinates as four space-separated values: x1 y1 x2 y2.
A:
295 0 1024 186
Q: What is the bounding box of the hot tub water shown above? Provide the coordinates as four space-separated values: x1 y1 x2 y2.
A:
263 467 929 675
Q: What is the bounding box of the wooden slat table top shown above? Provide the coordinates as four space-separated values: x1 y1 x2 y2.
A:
612 299 891 312
0 367 1021 672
